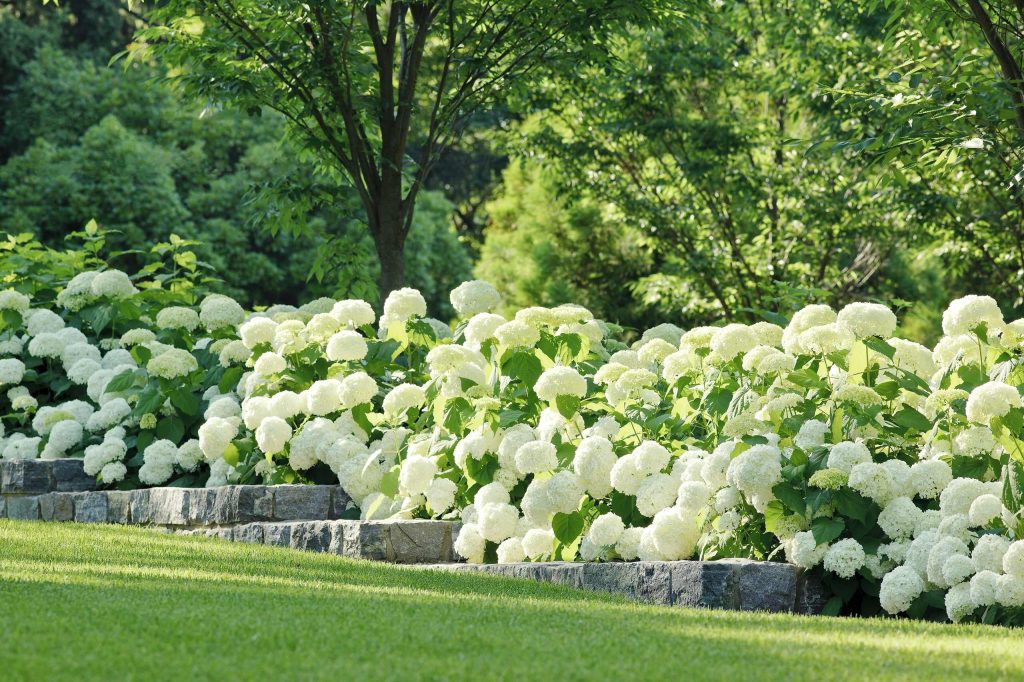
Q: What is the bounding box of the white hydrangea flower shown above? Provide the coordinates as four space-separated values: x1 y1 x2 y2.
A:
521 528 557 560
942 294 1004 336
493 320 540 348
146 348 198 379
823 538 866 578
534 366 587 403
879 565 924 614
477 502 519 543
326 330 368 362
139 439 178 485
90 270 137 299
156 306 200 331
966 381 1022 424
450 280 501 317
382 287 427 325
650 507 699 560
709 324 757 361
515 441 557 474
255 416 292 455
339 372 378 408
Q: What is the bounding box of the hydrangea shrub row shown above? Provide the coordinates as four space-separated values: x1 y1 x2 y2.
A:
3 239 1024 623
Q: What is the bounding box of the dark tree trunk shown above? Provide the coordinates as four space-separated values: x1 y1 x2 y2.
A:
373 200 408 306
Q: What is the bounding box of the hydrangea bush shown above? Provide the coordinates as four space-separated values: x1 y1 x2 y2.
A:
5 230 1024 625
184 280 1024 624
0 226 251 486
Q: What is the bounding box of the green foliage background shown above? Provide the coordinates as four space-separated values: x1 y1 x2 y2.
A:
3 1 1023 332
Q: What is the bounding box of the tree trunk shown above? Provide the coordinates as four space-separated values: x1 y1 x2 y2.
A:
374 212 407 308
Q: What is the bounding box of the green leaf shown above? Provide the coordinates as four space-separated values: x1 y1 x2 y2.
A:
503 351 542 387
821 596 843 616
555 394 581 419
891 406 931 433
155 416 185 444
863 337 896 360
810 516 845 545
218 366 244 394
705 387 733 416
104 368 138 393
170 389 200 416
832 489 870 523
788 368 829 391
132 384 164 417
551 511 585 545
763 500 785 533
772 482 806 515
378 468 400 497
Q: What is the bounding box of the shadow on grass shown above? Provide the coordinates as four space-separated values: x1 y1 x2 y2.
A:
1 520 1021 681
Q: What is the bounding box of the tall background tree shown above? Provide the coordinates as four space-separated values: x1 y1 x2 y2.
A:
136 0 676 302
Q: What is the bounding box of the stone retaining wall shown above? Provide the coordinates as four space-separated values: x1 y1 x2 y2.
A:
1 458 828 612
426 559 828 613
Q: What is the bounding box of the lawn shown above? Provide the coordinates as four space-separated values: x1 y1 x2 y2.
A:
1 520 1021 681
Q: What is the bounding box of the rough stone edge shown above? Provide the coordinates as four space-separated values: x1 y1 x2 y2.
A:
422 559 826 614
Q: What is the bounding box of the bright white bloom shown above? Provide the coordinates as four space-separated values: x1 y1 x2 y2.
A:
837 302 897 339
534 366 587 403
966 381 1022 424
383 384 426 419
255 416 292 455
972 534 1011 573
786 531 827 568
198 416 238 461
710 324 757 361
636 473 678 517
0 358 25 385
147 349 198 379
25 309 63 336
848 462 894 504
326 330 368 362
305 379 343 416
450 280 501 316
909 459 953 499
878 497 921 540
587 513 625 547
879 565 925 614
521 528 557 560
240 317 277 348
969 494 1003 527
889 338 936 378
824 538 866 578
425 477 457 514
90 270 137 299
332 300 376 328
156 306 200 331
826 441 871 474
478 502 518 543
726 443 782 498
494 320 540 348
454 523 486 563
253 351 287 377
139 439 178 485
339 372 378 408
515 441 558 474
650 507 699 560
399 455 438 496
199 295 245 330
942 294 1003 336
382 288 427 324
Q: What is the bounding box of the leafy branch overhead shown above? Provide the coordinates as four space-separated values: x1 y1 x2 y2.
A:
131 0 679 299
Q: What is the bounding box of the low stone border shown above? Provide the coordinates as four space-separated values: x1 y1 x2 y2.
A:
178 519 460 564
4 484 354 527
425 559 828 614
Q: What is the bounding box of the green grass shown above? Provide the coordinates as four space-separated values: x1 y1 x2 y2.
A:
1 521 1021 681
